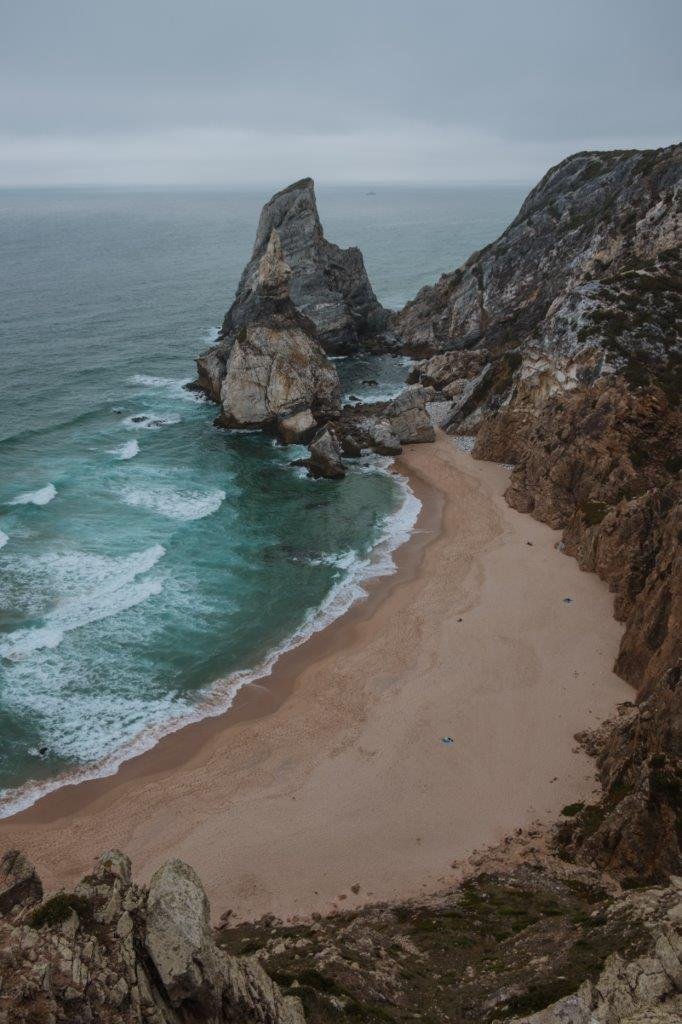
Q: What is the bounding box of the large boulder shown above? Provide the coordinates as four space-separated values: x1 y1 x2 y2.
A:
385 389 435 443
146 858 224 1014
146 858 304 1024
221 177 388 354
308 425 346 479
217 231 341 438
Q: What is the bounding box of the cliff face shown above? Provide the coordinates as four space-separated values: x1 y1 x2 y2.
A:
396 145 681 359
223 178 388 352
404 144 681 884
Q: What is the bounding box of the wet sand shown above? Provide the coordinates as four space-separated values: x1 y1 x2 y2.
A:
0 433 631 921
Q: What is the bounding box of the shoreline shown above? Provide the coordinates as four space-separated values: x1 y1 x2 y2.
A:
0 434 631 921
0 452 423 821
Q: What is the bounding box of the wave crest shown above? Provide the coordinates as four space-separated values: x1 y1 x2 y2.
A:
8 483 57 506
0 544 165 661
120 485 226 521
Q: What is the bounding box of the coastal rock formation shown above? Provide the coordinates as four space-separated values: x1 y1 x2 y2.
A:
307 425 346 479
383 389 435 444
221 178 389 353
216 854 682 1024
508 899 682 1024
215 231 341 440
0 849 303 1024
557 664 681 886
194 177 389 399
400 143 681 884
396 145 681 358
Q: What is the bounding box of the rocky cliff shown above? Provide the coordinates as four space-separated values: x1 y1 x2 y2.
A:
194 177 389 399
403 144 681 885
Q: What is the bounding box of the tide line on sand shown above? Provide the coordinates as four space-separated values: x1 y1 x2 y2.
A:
0 463 420 820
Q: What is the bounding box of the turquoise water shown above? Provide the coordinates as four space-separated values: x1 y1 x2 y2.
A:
0 184 526 812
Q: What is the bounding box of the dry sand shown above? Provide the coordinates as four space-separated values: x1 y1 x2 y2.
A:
0 433 631 921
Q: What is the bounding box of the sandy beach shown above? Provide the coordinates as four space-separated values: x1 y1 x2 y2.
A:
0 433 631 921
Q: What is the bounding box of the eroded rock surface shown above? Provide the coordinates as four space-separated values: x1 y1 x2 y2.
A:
221 178 388 353
307 425 346 479
0 850 303 1024
401 144 681 884
215 231 341 439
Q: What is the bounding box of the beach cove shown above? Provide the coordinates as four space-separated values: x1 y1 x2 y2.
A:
0 431 631 921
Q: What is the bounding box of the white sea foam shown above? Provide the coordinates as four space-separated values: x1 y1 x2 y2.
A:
0 544 165 662
122 412 181 430
0 463 421 820
8 483 57 506
129 374 185 388
110 439 139 460
120 485 226 521
343 383 405 404
0 530 8 550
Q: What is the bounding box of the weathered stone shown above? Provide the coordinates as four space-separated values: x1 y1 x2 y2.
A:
385 389 435 443
0 851 42 915
146 858 223 1015
216 232 341 436
220 177 388 354
277 406 317 444
308 426 346 479
444 363 492 432
366 419 402 455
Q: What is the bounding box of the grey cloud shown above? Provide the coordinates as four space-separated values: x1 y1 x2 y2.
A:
1 0 680 185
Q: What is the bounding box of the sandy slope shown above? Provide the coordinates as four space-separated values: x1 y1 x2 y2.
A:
0 433 630 921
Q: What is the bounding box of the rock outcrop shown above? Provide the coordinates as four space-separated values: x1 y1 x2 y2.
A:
396 145 681 358
221 178 389 353
194 177 390 400
215 230 341 441
400 143 681 884
556 664 681 886
307 425 346 479
216 852 682 1024
383 389 435 444
508 891 682 1023
0 849 303 1024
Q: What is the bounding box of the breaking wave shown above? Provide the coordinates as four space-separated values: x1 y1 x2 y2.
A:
8 483 57 506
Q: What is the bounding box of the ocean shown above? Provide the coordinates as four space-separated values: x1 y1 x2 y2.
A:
0 183 526 813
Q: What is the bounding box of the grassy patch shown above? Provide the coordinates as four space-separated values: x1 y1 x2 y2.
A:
30 892 90 929
579 501 609 526
562 802 586 817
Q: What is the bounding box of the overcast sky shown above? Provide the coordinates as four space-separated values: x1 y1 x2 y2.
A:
1 0 680 186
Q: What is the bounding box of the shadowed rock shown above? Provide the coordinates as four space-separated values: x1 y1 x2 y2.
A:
308 425 346 479
0 848 304 1023
0 849 42 915
385 388 435 443
216 230 341 440
222 177 388 353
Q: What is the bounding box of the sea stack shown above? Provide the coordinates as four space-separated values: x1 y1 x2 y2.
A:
215 230 341 443
194 177 389 399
